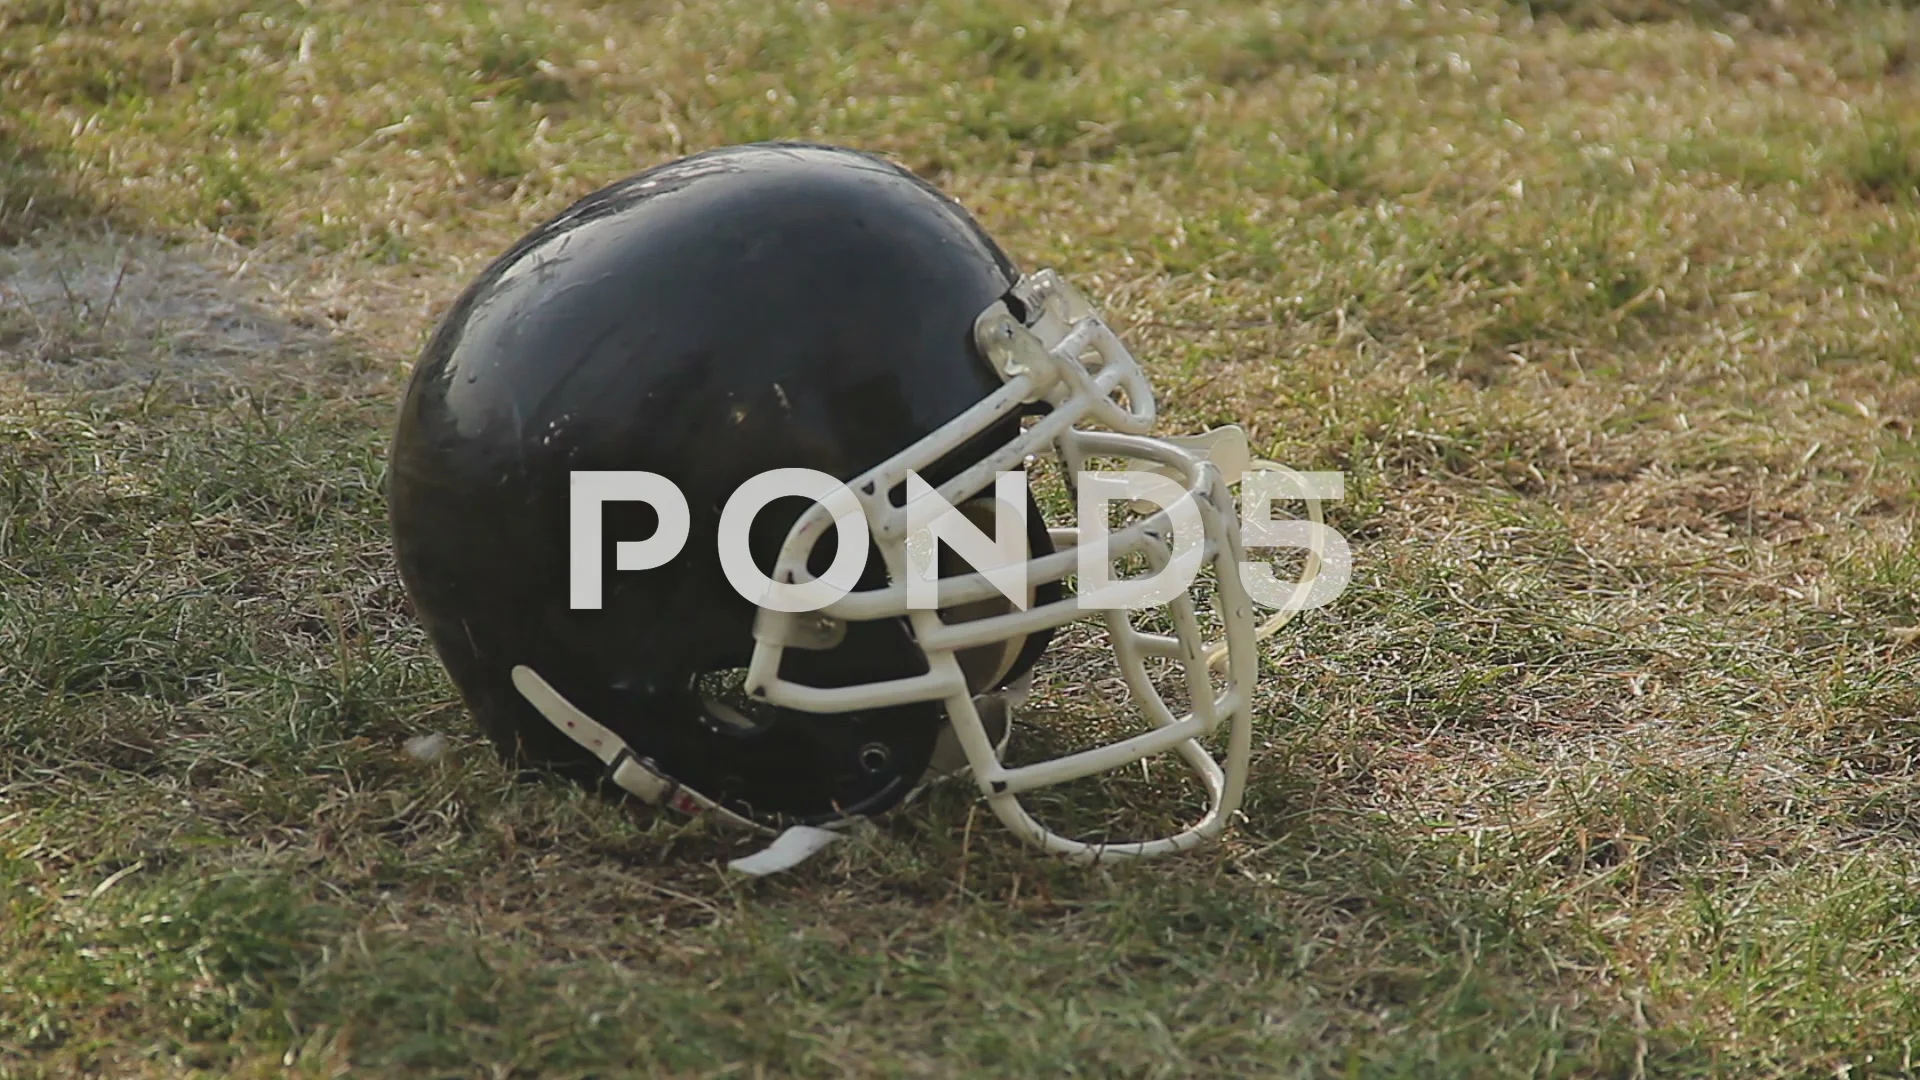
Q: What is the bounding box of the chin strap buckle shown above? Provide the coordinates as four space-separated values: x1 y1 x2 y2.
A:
510 665 844 875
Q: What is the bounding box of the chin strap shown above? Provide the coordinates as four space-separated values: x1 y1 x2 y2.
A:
724 825 844 875
510 665 843 875
510 666 764 829
510 665 1054 876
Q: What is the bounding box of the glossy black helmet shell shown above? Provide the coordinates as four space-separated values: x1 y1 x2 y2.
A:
389 143 1052 824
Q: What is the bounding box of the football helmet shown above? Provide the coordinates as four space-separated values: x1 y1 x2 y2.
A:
388 143 1324 865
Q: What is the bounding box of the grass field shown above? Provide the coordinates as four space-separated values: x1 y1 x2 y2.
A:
5 0 1920 1075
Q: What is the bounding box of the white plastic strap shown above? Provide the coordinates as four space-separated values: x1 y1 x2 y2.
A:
726 825 843 876
510 665 769 833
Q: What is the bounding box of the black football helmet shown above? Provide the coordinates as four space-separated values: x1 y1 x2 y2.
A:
389 143 1320 863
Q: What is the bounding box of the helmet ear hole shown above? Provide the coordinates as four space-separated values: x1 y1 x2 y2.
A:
858 742 893 774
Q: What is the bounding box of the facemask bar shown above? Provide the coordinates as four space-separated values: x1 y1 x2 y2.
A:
746 271 1262 861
